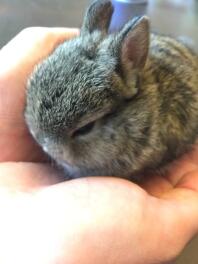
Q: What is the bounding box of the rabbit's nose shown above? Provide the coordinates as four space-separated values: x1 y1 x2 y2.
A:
41 136 65 157
42 137 50 153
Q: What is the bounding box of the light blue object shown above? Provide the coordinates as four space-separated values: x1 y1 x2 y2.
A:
109 0 148 32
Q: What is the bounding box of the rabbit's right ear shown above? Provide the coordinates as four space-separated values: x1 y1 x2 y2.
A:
110 16 149 99
81 0 114 36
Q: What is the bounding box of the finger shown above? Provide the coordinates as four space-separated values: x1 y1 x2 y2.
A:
161 188 198 253
139 173 173 197
139 171 198 256
140 145 198 196
164 144 198 186
0 27 79 76
175 170 198 192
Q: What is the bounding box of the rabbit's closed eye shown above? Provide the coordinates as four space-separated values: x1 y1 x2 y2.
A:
72 121 95 137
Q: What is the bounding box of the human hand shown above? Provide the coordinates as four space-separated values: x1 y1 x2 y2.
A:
0 28 197 264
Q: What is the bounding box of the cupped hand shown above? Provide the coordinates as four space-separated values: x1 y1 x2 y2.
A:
0 28 197 264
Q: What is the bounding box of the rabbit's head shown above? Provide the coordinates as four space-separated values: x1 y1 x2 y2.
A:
25 0 150 177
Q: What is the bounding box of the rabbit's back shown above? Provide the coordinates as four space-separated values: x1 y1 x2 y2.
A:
139 34 198 166
149 33 198 77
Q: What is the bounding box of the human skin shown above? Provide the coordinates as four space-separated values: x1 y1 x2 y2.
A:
0 27 197 264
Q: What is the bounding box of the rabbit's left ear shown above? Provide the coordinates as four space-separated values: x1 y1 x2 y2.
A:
81 0 114 36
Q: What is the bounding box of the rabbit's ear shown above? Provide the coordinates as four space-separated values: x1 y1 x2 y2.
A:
118 16 149 70
81 0 114 35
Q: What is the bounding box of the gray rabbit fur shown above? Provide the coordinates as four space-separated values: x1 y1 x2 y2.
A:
25 0 198 179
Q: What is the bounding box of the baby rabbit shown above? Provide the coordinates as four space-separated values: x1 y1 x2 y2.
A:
25 0 198 179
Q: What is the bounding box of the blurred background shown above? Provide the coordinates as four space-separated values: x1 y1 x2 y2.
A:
0 0 197 263
0 0 197 49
